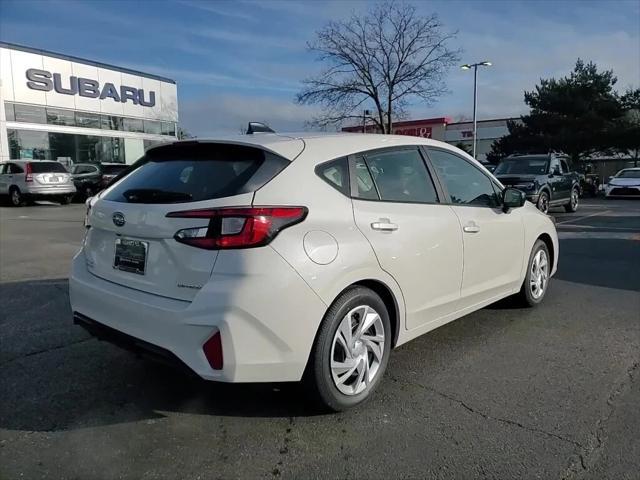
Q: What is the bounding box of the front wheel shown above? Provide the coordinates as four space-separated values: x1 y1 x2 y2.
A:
306 286 391 411
564 187 579 212
59 195 73 205
516 239 551 307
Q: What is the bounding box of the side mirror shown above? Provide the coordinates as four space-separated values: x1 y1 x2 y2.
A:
503 188 526 212
607 176 614 182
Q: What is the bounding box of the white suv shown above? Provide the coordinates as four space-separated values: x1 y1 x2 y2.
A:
70 133 558 410
0 160 76 206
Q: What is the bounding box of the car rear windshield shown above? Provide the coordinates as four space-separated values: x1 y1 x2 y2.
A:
29 162 68 173
102 164 127 175
494 158 549 175
102 143 289 204
618 170 640 178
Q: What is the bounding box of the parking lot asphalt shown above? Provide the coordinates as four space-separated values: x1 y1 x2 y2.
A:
1 198 638 480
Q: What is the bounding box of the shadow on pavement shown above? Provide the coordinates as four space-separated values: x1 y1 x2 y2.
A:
555 238 640 291
0 278 326 433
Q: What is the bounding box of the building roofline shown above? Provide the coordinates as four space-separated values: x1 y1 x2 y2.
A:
446 117 520 126
0 41 176 84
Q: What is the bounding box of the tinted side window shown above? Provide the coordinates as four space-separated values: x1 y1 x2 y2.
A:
0 164 6 174
363 149 438 203
316 157 349 195
560 160 569 174
353 157 379 200
8 163 24 174
428 149 499 207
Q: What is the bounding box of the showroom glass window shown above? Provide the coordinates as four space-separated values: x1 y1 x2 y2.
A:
144 120 162 135
76 112 102 129
4 102 15 121
46 108 76 126
428 148 500 208
13 104 46 124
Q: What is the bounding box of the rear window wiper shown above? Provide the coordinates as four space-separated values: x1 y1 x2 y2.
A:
122 189 193 203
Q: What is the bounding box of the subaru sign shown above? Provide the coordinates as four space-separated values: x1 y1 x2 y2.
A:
26 68 156 107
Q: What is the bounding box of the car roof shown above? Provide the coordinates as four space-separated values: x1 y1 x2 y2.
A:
154 132 470 164
8 159 61 163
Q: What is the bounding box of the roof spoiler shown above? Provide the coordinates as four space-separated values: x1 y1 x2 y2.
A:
246 122 275 134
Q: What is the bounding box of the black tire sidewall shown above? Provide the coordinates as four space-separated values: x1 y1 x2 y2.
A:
537 191 549 213
565 187 579 212
521 240 550 306
310 287 391 411
10 188 22 207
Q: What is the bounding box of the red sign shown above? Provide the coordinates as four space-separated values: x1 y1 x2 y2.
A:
393 126 432 138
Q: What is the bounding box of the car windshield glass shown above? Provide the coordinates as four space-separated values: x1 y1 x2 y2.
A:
617 170 640 178
29 162 67 173
494 158 549 175
102 143 289 204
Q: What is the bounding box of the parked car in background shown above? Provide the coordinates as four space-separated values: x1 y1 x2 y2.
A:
70 132 558 411
0 160 76 206
71 163 128 198
494 154 581 214
605 167 640 198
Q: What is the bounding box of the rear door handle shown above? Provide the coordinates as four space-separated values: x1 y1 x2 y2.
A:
463 221 480 233
371 219 398 231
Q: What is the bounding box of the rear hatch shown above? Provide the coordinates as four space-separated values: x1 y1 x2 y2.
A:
30 161 72 185
84 142 289 301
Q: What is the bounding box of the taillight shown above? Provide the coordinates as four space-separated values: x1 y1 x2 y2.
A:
167 206 307 250
25 163 33 182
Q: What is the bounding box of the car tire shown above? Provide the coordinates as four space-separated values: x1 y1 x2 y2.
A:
306 286 391 412
84 186 94 199
517 239 551 307
9 187 24 207
59 195 73 205
536 191 550 214
564 187 579 213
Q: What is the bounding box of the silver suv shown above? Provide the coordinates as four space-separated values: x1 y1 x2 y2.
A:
0 160 76 206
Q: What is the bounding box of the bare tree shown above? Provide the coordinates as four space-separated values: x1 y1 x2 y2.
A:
296 1 460 133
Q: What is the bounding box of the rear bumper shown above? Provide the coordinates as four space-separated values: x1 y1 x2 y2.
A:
69 247 327 383
24 184 76 196
74 312 195 375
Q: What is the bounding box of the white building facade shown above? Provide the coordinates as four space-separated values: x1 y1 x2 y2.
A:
0 42 178 165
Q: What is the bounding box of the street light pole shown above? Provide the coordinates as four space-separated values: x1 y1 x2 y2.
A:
461 61 492 159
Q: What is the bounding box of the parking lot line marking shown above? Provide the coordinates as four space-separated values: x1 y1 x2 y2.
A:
556 210 610 225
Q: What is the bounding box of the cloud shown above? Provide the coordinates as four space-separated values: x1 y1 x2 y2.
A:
179 94 321 136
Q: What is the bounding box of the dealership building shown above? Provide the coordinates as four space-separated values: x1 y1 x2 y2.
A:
342 116 516 162
0 42 178 165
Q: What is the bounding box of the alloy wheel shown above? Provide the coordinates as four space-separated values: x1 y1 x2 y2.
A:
571 190 579 210
529 249 549 299
330 305 385 396
538 194 549 214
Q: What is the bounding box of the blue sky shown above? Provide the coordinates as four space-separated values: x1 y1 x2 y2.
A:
1 0 639 136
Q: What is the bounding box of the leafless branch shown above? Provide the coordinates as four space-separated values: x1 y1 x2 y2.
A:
296 1 460 133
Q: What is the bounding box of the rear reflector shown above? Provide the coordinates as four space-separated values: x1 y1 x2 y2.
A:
203 331 223 370
167 206 307 250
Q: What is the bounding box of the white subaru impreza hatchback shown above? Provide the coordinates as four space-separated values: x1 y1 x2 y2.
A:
70 132 558 410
